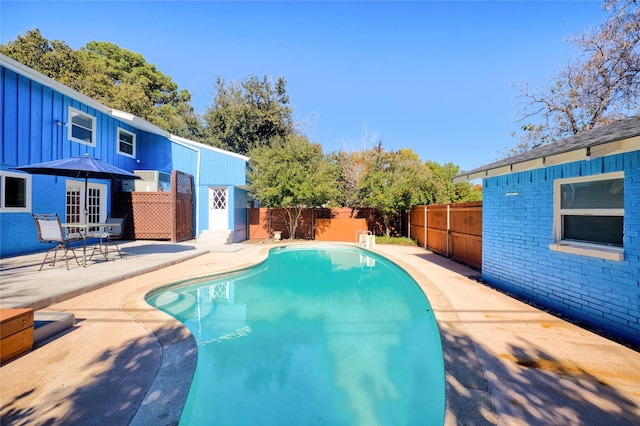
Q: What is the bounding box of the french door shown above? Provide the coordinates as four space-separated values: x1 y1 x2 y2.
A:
65 180 107 224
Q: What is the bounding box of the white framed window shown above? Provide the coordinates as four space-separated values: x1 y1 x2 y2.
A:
68 106 96 146
0 171 31 212
550 172 624 261
117 127 136 158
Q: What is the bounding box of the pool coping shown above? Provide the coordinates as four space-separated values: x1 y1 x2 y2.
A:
377 247 498 425
121 247 272 425
4 241 639 424
123 242 495 425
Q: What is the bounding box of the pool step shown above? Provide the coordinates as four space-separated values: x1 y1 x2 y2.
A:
34 311 75 344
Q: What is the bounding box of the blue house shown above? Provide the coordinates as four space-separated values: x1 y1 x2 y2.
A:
0 53 250 257
455 117 640 346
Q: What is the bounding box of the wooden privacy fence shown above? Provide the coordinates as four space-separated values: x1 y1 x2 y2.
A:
248 207 402 241
113 170 194 243
410 202 482 269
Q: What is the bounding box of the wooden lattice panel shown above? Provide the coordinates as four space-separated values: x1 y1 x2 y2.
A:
130 193 172 239
113 170 194 241
175 171 193 194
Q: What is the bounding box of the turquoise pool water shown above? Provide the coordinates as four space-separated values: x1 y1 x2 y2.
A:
147 245 445 425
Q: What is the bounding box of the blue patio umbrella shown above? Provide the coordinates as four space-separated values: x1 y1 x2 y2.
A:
14 153 140 220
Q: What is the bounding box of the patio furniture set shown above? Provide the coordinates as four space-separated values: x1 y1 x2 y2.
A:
32 213 126 270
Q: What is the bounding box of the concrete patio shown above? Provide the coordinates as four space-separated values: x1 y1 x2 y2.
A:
1 240 639 425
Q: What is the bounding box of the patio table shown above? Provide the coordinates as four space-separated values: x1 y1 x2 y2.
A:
61 223 121 267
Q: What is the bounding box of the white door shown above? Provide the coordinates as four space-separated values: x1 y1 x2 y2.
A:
209 187 228 231
66 180 106 224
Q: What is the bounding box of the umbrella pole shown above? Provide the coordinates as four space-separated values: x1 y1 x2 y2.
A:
83 177 89 267
84 177 89 224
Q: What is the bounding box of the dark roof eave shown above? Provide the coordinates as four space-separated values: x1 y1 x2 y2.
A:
454 116 640 183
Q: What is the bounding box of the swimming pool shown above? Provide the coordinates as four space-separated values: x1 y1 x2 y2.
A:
147 244 445 425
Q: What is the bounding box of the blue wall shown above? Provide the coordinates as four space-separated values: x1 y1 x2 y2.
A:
2 68 142 171
1 63 250 256
482 151 640 345
138 132 174 173
173 140 249 238
1 67 138 256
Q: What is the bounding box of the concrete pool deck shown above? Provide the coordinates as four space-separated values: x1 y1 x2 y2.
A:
1 240 639 425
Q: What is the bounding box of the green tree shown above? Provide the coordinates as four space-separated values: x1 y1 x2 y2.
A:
152 89 206 140
248 135 338 239
425 161 482 203
359 145 432 237
1 29 205 139
80 41 197 127
204 75 294 155
514 0 639 152
0 29 87 91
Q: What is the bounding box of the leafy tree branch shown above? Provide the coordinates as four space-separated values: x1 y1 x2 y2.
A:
513 0 639 153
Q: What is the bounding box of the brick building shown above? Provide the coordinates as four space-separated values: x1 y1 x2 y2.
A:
455 116 640 346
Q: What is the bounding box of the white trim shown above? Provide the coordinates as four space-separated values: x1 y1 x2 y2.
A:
590 135 640 158
170 135 250 161
0 171 32 212
111 109 135 121
117 127 137 158
544 149 588 166
452 135 639 182
452 170 486 184
552 172 624 257
549 243 623 261
67 106 96 146
486 165 511 177
511 158 544 173
451 175 468 184
1 54 112 116
1 54 248 164
1 53 170 139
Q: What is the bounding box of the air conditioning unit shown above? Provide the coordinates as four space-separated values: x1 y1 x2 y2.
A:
121 180 135 192
122 170 171 192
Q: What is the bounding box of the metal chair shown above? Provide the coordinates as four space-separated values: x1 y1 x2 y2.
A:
89 215 126 260
32 213 81 270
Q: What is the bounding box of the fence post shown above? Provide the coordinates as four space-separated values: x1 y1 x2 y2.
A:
407 209 410 239
423 205 427 250
171 171 177 243
446 204 451 257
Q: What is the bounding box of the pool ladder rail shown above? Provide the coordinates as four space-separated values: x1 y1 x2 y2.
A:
356 230 376 249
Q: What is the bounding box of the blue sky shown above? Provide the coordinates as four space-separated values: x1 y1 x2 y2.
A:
1 1 605 171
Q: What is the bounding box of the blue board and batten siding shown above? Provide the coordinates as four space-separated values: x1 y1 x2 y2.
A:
2 68 142 169
2 57 251 256
482 151 640 345
172 138 250 241
2 66 141 256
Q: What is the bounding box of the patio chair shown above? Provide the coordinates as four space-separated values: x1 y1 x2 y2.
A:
89 215 126 260
32 213 81 271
